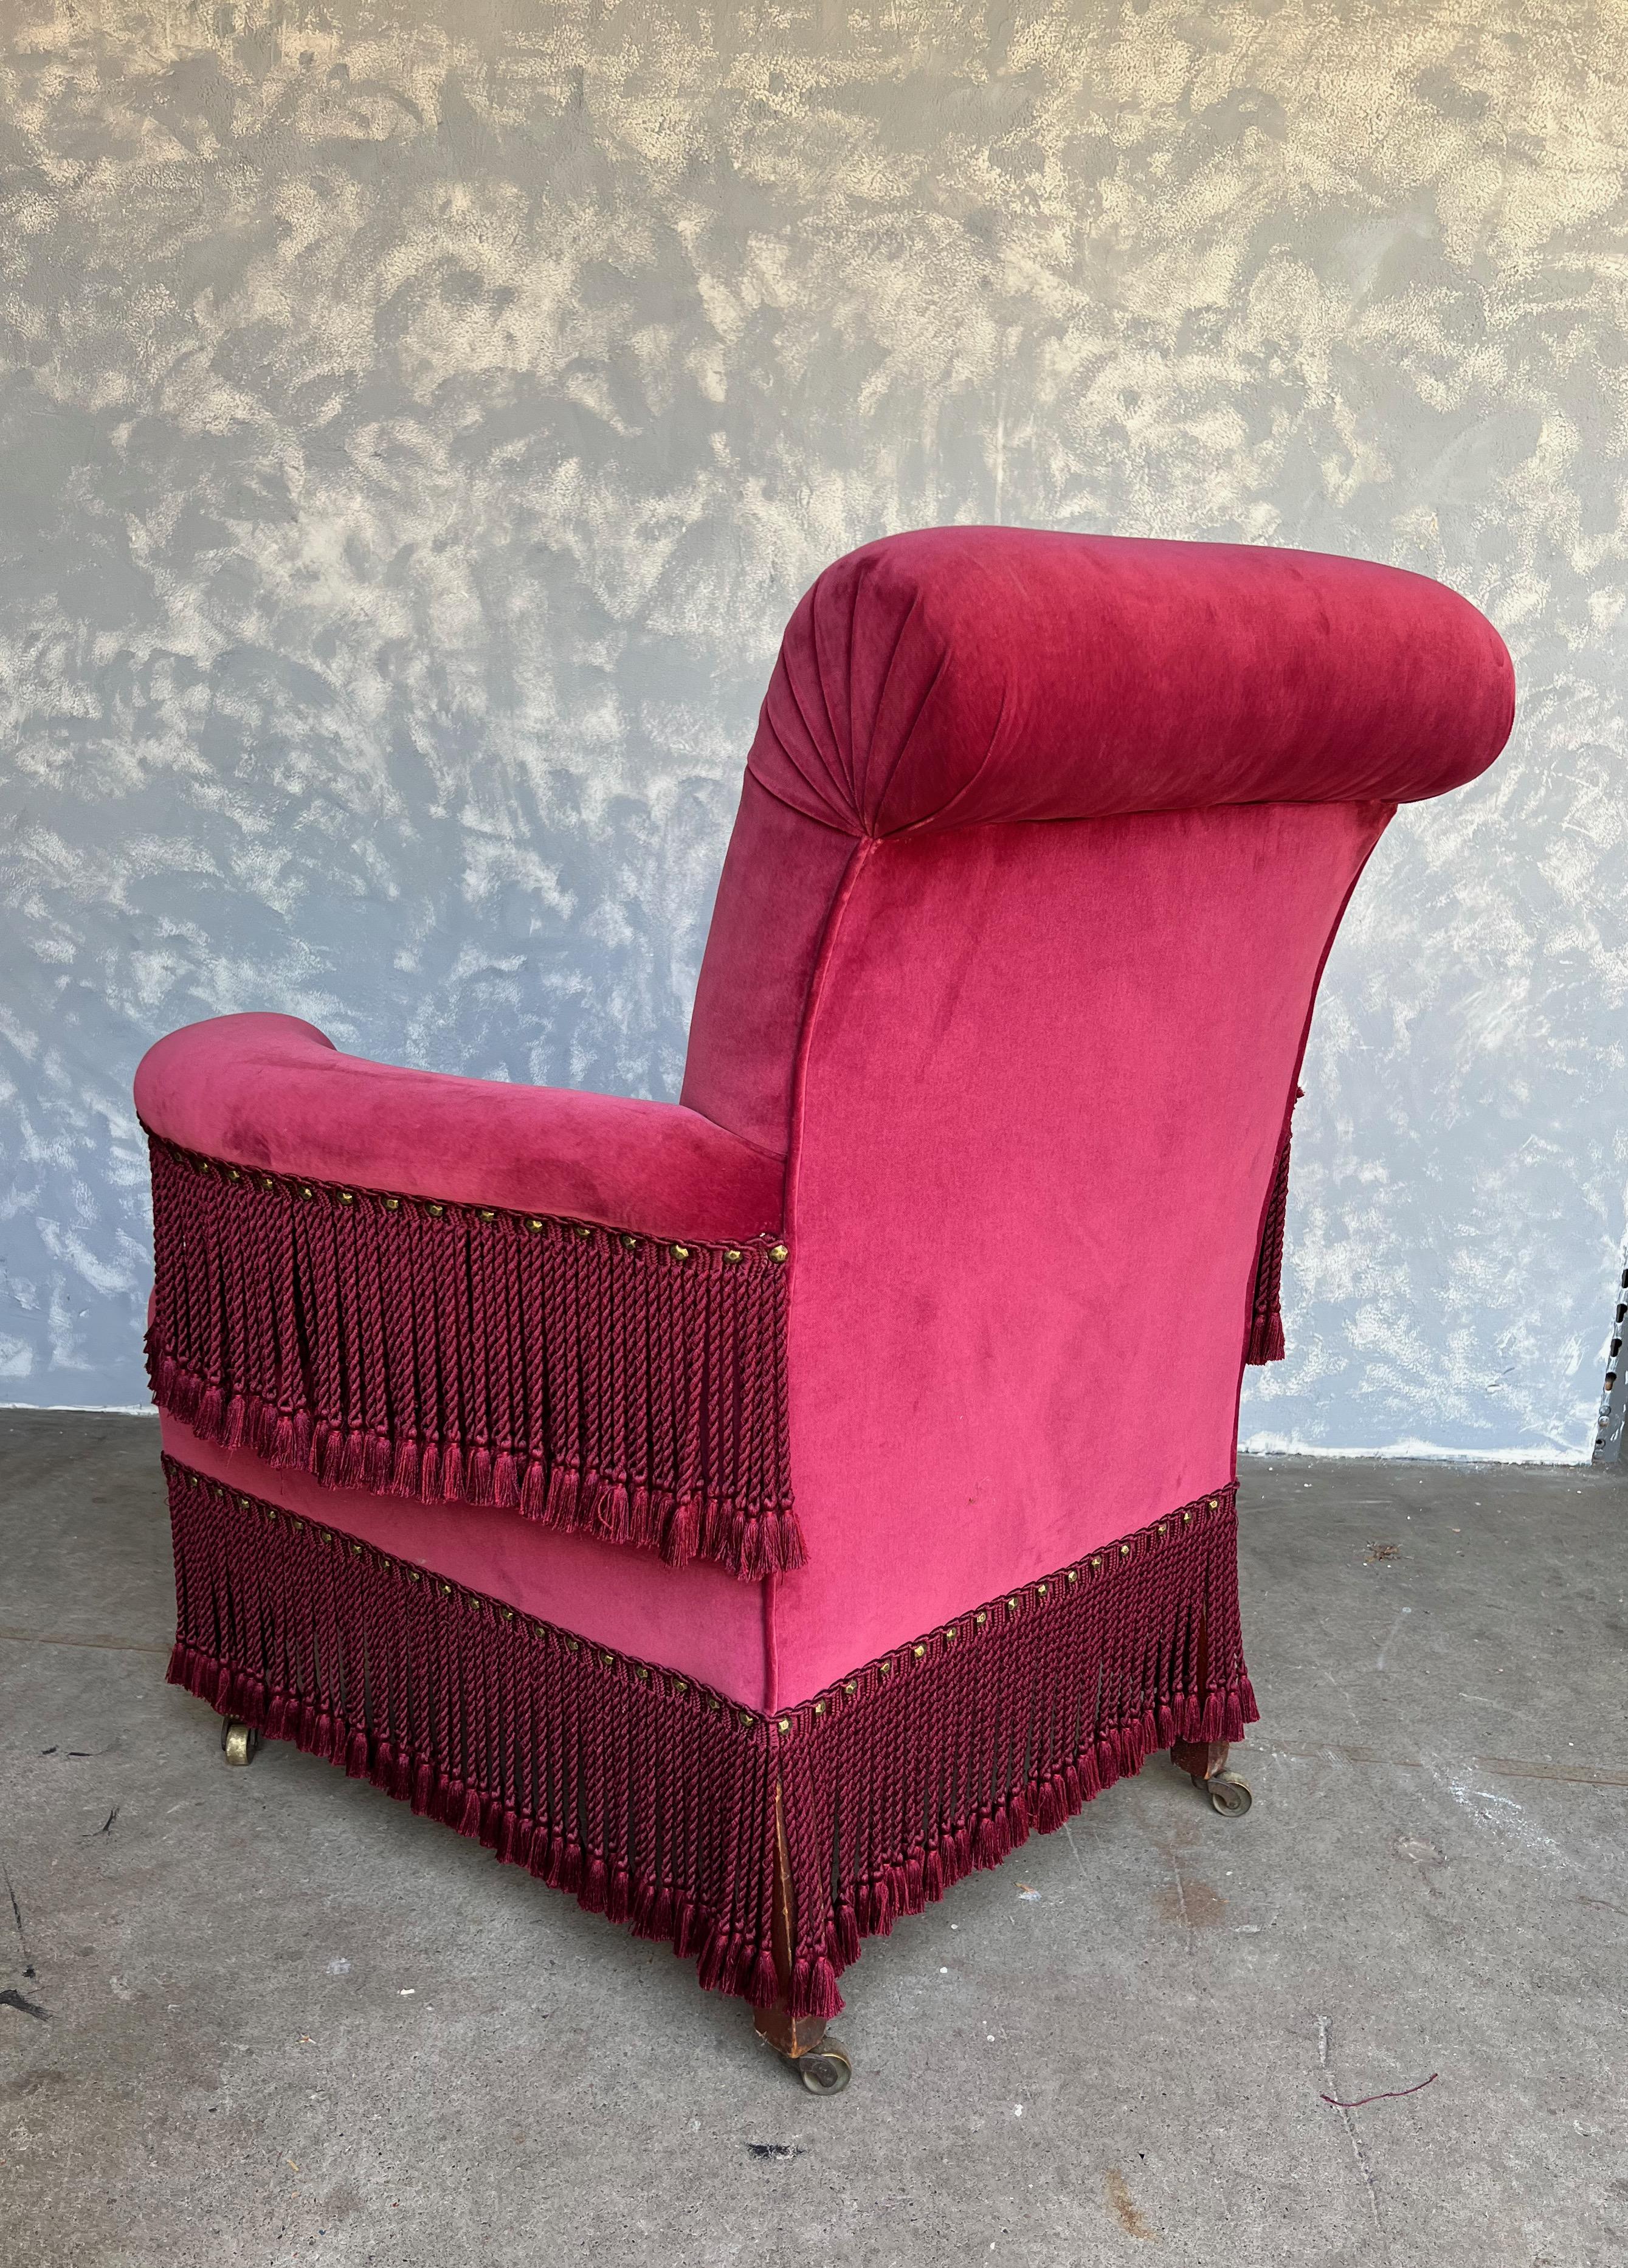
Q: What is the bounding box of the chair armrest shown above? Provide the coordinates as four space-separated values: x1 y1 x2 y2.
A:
134 1012 783 1242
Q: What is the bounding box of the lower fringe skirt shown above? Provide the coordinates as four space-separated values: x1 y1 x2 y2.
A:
162 1455 1257 2016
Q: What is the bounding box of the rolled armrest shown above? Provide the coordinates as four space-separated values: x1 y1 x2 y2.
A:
136 1014 798 1579
134 1012 783 1242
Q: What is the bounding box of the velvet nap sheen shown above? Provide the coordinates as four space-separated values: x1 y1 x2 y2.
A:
138 528 1517 1728
765 799 1388 1701
745 526 1515 838
678 530 1516 1159
135 1012 784 1239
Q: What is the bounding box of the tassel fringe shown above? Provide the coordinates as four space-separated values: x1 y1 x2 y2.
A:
143 1132 799 1580
1245 1088 1301 1366
162 1457 1255 2012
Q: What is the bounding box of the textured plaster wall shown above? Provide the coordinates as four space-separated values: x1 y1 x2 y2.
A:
1 1 1624 1453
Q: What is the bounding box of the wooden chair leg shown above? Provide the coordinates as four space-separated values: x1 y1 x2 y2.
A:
1170 1613 1252 1816
753 1788 853 2090
1171 1733 1233 1783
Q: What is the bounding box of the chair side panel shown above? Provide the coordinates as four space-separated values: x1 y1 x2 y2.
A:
771 800 1389 1704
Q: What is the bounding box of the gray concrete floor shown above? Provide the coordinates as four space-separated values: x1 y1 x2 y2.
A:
1 1411 1624 2267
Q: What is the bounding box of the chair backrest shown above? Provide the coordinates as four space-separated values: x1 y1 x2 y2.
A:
681 529 1514 1698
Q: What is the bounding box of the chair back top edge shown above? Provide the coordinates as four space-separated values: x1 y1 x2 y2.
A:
746 526 1515 841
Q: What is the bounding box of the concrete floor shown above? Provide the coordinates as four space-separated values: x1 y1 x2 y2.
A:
1 1412 1624 2267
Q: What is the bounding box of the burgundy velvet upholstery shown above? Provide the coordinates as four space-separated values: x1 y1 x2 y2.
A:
679 527 1512 1159
769 799 1384 1701
137 528 1515 2016
136 1012 782 1241
748 528 1512 834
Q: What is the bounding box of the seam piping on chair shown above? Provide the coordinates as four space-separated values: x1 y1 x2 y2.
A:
768 834 878 1692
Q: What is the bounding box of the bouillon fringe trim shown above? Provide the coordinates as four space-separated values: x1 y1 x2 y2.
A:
1245 1089 1300 1366
145 1133 799 1579
164 1457 1255 2015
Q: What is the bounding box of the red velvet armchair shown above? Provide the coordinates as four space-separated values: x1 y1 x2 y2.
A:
137 528 1513 2090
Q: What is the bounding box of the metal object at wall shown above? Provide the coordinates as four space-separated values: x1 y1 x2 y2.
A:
1592 1260 1628 1467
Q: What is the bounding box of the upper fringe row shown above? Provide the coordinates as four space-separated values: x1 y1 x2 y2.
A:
143 1128 801 1580
144 1135 791 1270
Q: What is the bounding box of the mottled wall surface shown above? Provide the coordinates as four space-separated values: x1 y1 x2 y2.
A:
1 1 1623 1451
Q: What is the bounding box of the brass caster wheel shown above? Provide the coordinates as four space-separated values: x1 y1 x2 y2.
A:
796 2042 852 2096
1207 1769 1251 1818
221 1720 258 1767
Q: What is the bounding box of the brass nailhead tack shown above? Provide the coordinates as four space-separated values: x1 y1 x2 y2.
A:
912 1643 926 1660
813 1700 826 1715
724 1249 743 1264
351 1543 362 1557
1158 1525 1167 1537
441 1582 454 1595
427 1202 443 1216
739 1709 753 1726
1006 1596 1019 1612
674 1678 687 1694
604 1652 616 1667
1066 1570 1077 1585
945 1626 957 1642
1120 1543 1131 1557
383 1195 399 1210
974 1611 988 1627
502 1608 513 1621
575 1224 592 1240
240 1495 252 1508
1091 1556 1102 1570
1183 1511 1193 1525
564 1635 578 1652
621 1234 638 1250
338 1190 354 1204
226 1166 240 1181
528 1218 543 1231
671 1244 690 1260
879 1660 892 1677
844 1680 857 1695
778 1717 791 1734
635 1664 649 1680
1208 1497 1218 1510
1036 1583 1047 1598
409 1570 421 1583
300 1185 315 1199
478 1208 495 1220
768 1243 789 1263
263 1176 276 1189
